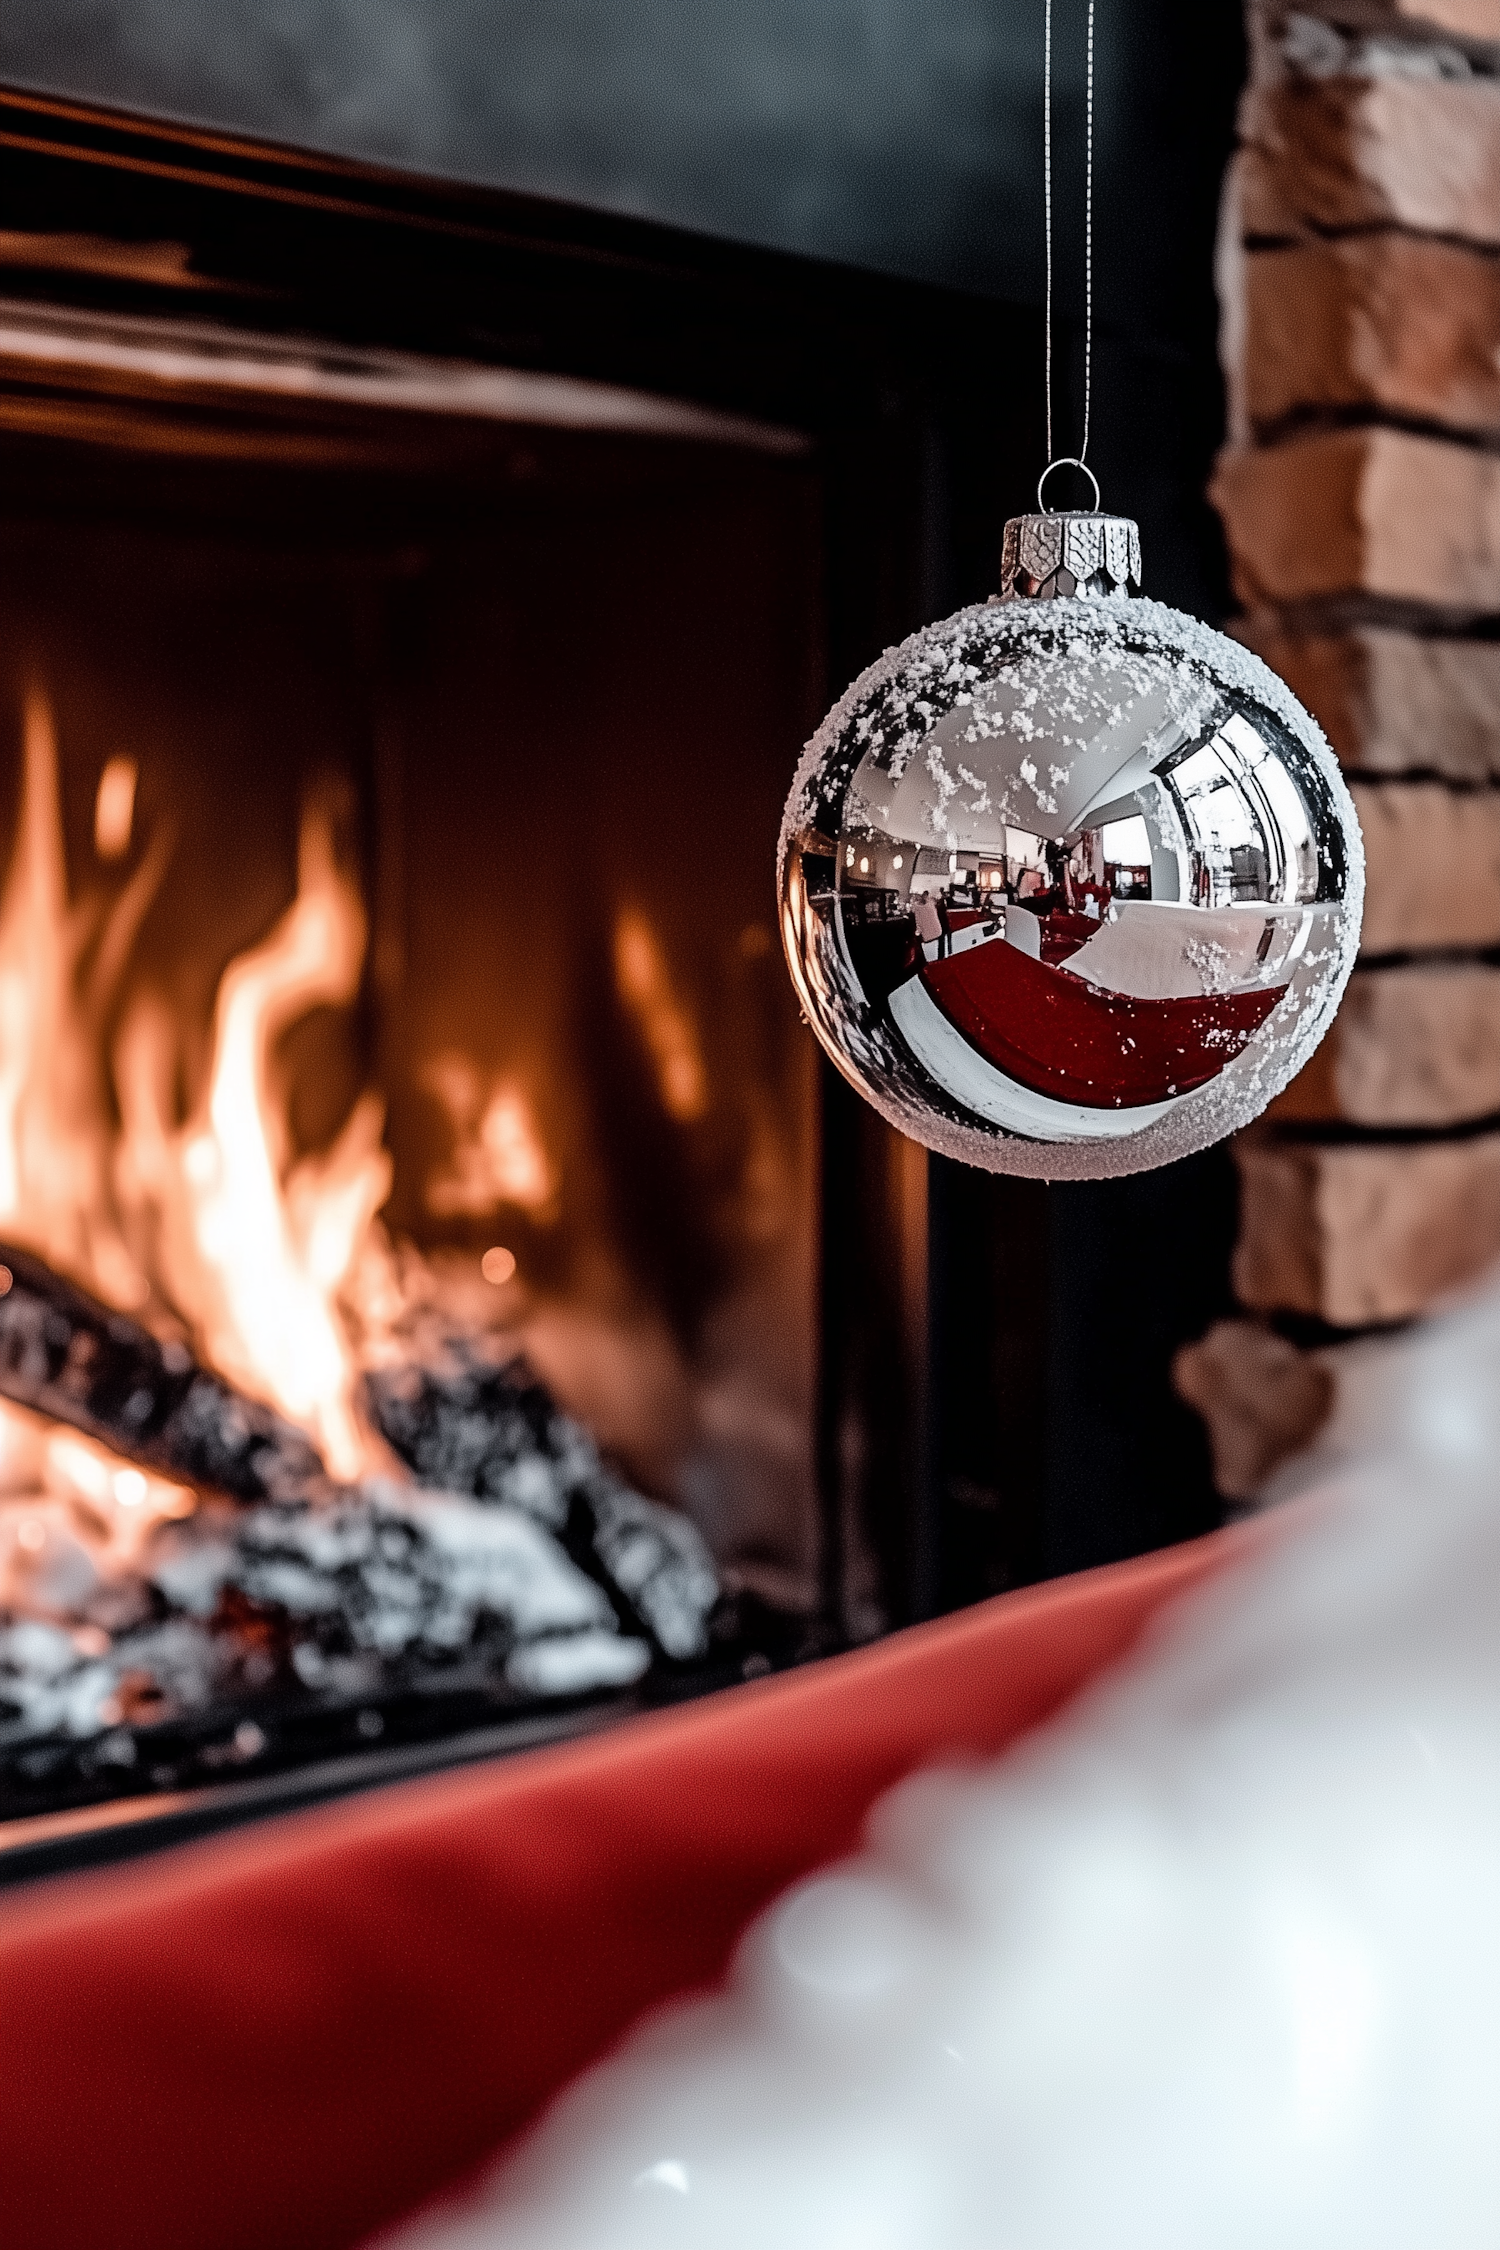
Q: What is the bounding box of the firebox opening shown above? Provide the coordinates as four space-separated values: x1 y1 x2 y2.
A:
0 303 826 1825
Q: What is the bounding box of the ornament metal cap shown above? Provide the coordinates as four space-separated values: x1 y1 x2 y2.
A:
1000 509 1143 603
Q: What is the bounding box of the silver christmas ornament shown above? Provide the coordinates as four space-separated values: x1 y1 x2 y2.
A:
778 508 1363 1180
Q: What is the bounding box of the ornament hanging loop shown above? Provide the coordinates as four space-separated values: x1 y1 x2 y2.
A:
1037 456 1100 516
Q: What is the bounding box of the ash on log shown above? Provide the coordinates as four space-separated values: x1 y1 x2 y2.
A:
365 1344 720 1661
0 1240 329 1502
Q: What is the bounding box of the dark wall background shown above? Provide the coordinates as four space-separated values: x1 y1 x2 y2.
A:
0 0 1244 613
1 3 1190 305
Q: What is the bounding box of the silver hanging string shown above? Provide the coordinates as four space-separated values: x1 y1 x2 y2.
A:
1041 0 1097 512
1082 0 1094 465
1044 0 1053 467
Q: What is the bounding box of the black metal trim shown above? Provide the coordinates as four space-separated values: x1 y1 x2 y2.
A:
0 1698 631 1893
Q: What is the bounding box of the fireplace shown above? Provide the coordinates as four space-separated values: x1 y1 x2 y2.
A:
0 84 1056 1860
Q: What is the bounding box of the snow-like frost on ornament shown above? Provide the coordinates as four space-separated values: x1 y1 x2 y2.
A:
777 536 1363 1181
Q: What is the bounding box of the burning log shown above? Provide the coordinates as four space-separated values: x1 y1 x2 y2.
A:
0 1481 657 1815
365 1340 720 1662
0 1243 723 1819
0 1240 329 1504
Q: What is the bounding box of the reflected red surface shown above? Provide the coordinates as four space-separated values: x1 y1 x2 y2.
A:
920 937 1284 1108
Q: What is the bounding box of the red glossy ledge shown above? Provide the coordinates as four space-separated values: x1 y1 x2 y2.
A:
0 1528 1247 2250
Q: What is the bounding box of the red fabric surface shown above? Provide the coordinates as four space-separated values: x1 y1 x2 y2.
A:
0 1530 1241 2250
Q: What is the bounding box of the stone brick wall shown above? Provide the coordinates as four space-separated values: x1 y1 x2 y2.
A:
1177 0 1500 1501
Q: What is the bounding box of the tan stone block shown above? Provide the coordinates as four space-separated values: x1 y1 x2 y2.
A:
1238 624 1500 779
1234 1131 1500 1322
1340 962 1500 1120
1236 143 1306 242
1350 778 1500 950
1172 1319 1335 1499
1243 77 1500 247
1244 237 1500 439
1261 1024 1342 1125
1211 428 1500 611
1382 0 1500 33
1271 961 1500 1124
1251 0 1500 43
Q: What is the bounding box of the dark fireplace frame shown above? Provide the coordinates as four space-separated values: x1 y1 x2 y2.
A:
0 77 1236 1885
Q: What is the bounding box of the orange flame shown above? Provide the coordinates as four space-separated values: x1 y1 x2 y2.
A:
0 689 166 1309
422 1053 557 1220
0 685 407 1490
613 907 708 1124
119 803 392 1479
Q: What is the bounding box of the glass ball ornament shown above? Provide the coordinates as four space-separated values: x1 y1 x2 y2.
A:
779 510 1364 1179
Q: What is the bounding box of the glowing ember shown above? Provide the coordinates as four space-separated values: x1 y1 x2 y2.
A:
0 1394 193 1619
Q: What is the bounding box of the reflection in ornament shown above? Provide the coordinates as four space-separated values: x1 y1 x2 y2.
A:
778 512 1363 1179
